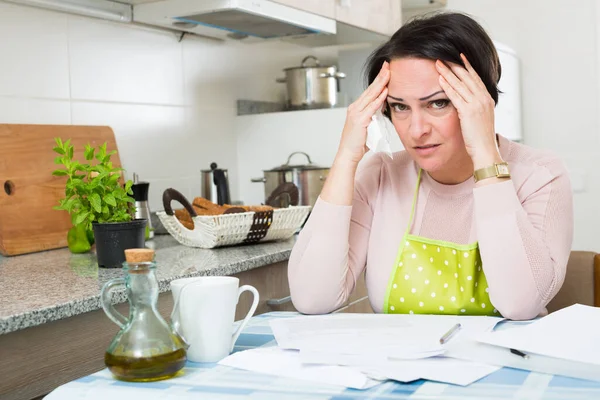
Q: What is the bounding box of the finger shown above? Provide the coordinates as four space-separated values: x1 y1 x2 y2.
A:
446 62 482 98
438 75 466 112
460 53 487 91
435 60 472 103
354 61 390 111
363 87 389 121
354 61 390 110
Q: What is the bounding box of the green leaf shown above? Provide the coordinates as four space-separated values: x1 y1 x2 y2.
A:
108 174 120 185
64 198 76 212
53 146 65 155
95 142 107 161
104 193 116 207
89 193 102 213
74 211 89 226
54 156 64 165
55 137 63 147
84 144 94 161
52 170 68 176
68 145 74 161
74 163 87 173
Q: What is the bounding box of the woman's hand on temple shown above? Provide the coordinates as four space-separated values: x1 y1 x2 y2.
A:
337 61 390 165
436 54 503 170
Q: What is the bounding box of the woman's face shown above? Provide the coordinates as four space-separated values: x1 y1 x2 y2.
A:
386 57 470 180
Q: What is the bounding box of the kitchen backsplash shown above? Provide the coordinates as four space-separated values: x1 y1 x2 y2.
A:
0 2 339 211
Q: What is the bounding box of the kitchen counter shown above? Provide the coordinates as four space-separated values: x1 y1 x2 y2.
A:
0 235 296 335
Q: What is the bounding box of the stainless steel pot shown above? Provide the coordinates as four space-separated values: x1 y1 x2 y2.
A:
276 56 346 110
252 152 330 207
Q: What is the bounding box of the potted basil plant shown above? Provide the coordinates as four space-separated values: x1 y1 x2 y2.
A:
52 138 146 268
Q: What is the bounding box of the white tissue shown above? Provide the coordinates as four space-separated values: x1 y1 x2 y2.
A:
366 111 394 159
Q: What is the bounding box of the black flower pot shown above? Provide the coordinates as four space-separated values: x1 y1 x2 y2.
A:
92 219 147 268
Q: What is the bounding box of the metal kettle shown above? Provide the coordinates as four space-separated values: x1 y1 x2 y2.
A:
201 162 231 205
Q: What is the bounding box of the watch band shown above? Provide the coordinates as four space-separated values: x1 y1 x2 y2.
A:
473 162 511 183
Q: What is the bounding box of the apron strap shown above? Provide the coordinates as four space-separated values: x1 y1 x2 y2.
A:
405 168 422 236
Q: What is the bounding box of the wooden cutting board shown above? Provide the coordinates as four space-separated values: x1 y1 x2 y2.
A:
0 124 122 256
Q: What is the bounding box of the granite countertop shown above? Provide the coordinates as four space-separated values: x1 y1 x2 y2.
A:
0 235 297 335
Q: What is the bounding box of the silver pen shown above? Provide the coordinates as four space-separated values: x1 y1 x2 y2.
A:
439 323 462 345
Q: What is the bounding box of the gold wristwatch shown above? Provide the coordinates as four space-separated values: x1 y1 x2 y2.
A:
473 162 511 183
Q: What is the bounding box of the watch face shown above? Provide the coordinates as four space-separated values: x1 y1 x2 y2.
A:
497 164 510 175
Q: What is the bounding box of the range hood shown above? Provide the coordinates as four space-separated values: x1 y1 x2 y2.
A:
133 0 337 42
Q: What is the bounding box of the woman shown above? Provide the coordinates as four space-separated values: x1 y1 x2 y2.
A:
287 12 574 321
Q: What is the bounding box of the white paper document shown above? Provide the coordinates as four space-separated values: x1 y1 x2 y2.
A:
477 304 600 365
270 313 503 358
366 357 500 386
218 346 383 390
301 351 501 386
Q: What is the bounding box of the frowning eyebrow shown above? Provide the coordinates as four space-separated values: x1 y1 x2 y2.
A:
387 90 445 102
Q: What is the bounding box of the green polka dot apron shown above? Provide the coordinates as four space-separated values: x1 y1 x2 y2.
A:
383 169 498 316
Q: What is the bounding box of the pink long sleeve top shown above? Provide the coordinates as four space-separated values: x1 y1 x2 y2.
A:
288 135 574 320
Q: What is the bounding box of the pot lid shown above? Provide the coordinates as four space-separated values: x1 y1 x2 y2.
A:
282 55 334 71
267 152 328 171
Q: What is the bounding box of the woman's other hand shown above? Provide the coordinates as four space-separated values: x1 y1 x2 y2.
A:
435 54 502 170
337 61 390 164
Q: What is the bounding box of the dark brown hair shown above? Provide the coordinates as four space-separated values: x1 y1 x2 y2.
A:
365 12 502 117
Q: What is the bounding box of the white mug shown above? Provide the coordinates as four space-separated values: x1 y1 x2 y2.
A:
170 276 259 363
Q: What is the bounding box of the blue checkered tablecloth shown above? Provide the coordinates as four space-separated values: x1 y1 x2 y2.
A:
46 312 600 399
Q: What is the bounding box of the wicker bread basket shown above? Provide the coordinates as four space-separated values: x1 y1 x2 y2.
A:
156 188 311 249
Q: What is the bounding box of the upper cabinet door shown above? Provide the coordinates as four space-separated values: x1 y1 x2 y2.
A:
335 0 402 36
270 0 336 19
389 0 402 36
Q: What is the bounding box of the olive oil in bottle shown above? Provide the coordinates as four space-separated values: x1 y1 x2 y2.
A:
105 348 187 382
101 249 188 382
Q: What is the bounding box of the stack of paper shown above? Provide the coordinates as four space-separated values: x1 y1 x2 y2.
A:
219 313 504 388
477 304 600 365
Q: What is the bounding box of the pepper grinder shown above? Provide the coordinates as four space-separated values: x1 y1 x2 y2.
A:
131 173 154 240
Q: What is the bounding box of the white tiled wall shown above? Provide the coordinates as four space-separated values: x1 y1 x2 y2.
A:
0 2 337 211
0 4 70 99
68 17 186 106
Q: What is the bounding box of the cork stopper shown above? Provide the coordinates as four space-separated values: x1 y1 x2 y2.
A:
124 248 155 263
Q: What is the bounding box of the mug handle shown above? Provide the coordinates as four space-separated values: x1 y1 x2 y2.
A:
230 285 259 352
100 278 128 329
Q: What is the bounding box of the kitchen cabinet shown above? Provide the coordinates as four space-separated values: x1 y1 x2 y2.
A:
336 0 402 36
271 0 336 19
272 0 402 37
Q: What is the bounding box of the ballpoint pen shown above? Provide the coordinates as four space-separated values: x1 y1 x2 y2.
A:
439 323 462 345
510 348 529 359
